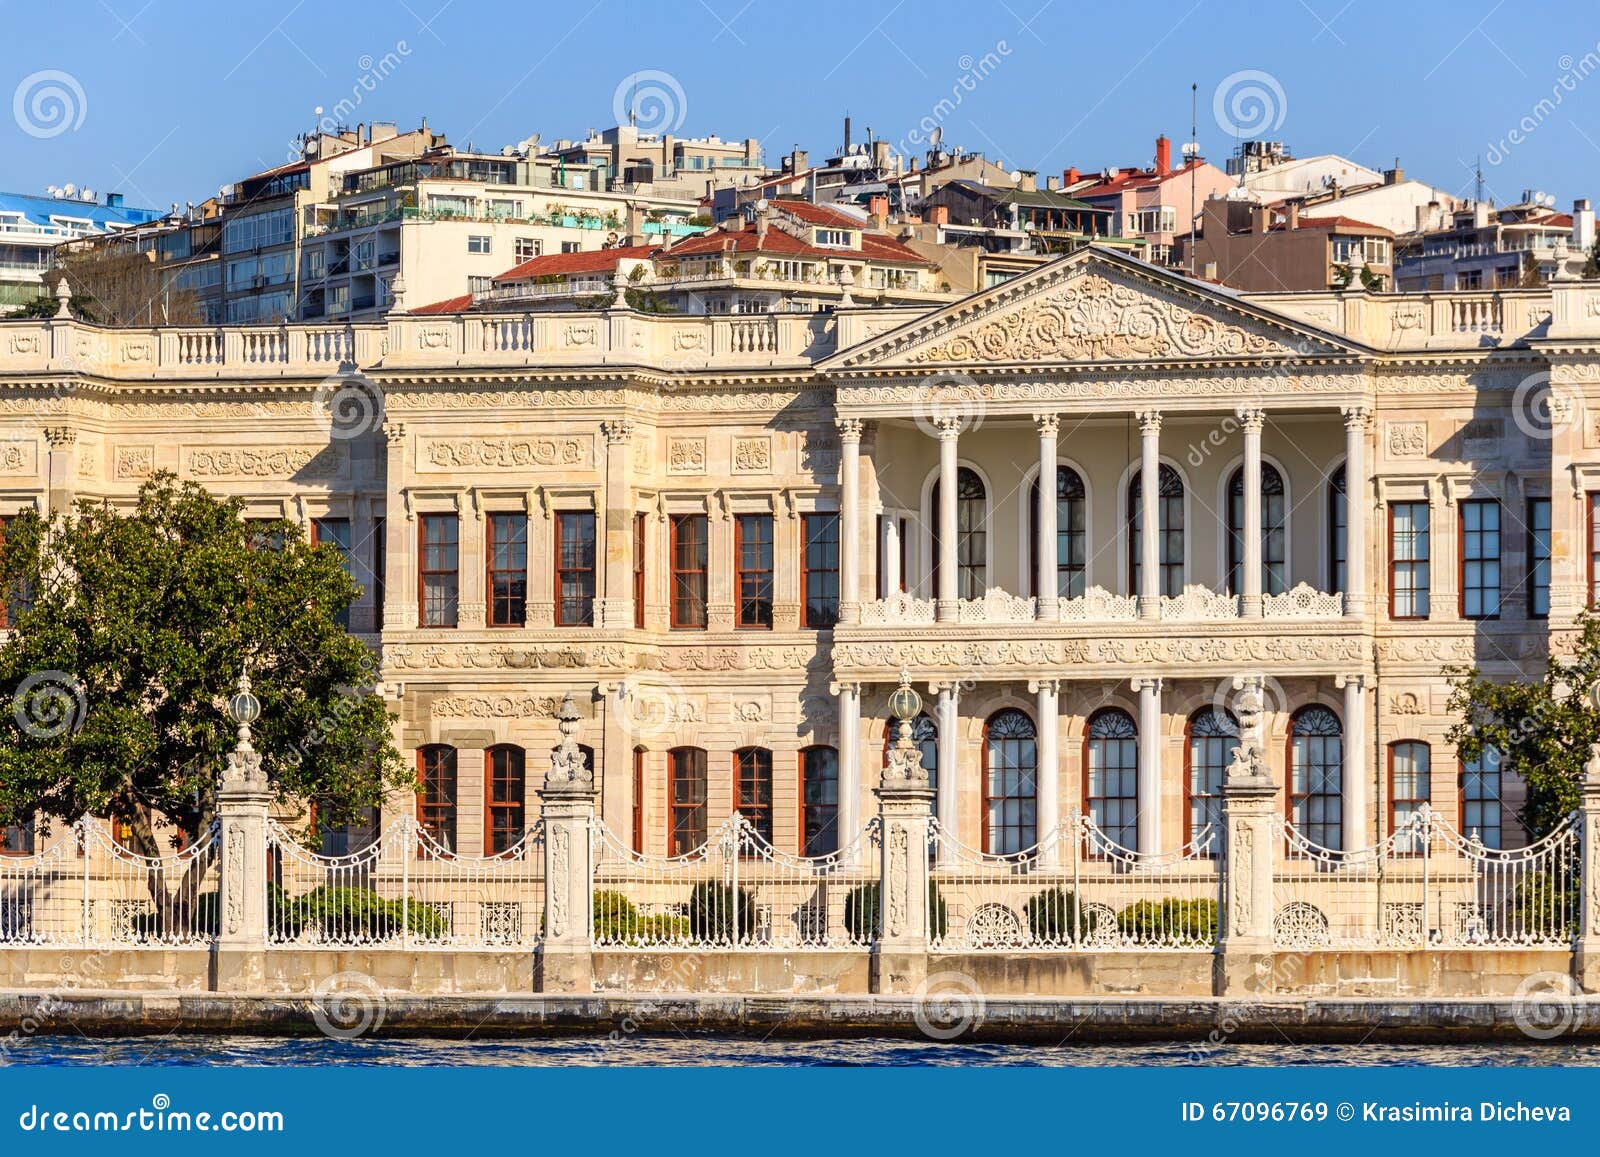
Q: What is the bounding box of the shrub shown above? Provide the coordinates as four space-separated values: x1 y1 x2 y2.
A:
686 881 756 944
270 885 448 941
843 882 948 942
1116 898 1218 945
593 889 640 942
1509 870 1577 940
1024 887 1100 945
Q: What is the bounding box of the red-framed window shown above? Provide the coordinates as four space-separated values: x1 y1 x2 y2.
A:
1589 492 1600 607
1526 497 1551 618
734 514 774 629
310 517 353 629
487 513 528 627
1184 707 1237 851
1 822 33 855
801 513 839 628
372 515 386 628
416 744 458 853
734 747 774 844
983 709 1038 855
1388 502 1430 619
668 747 707 855
1459 499 1500 620
1460 748 1502 849
1288 706 1343 850
799 745 839 857
315 805 379 857
484 744 525 854
1085 708 1138 851
417 514 459 628
669 514 708 629
631 747 646 854
555 511 596 627
632 513 647 629
1388 740 1431 853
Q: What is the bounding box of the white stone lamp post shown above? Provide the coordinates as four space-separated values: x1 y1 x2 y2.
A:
217 670 272 987
875 671 936 992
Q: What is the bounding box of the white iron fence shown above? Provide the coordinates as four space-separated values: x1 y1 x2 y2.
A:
591 814 881 949
1273 808 1579 950
267 818 545 949
928 813 1222 951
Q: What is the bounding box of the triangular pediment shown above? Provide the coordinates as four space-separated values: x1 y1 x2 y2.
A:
825 246 1365 371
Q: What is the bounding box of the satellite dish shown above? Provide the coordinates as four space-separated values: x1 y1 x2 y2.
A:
314 106 324 116
929 125 943 151
62 183 76 198
755 198 769 212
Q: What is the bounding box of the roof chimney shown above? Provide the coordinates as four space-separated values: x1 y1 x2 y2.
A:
1064 167 1080 186
929 205 949 226
1251 205 1269 235
868 195 888 229
1155 135 1171 177
1285 202 1300 230
1574 197 1595 254
1018 170 1038 192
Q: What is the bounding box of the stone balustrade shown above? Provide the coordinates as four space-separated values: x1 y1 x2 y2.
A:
855 582 1343 629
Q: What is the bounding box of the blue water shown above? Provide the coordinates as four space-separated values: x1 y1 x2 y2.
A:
4 1036 1599 1066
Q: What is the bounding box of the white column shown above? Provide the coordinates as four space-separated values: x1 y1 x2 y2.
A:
880 510 902 597
935 417 960 621
1239 407 1265 617
1137 411 1162 620
1035 414 1060 621
837 418 863 624
1337 673 1368 851
1342 406 1370 618
934 682 959 863
833 680 862 854
1030 679 1060 866
1133 676 1163 854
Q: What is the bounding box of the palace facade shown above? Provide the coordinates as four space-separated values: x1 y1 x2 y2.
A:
3 246 1595 864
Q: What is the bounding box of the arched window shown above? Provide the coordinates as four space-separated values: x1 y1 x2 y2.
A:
1289 707 1343 850
1029 465 1087 599
800 745 839 857
983 709 1037 854
1085 709 1138 850
1328 463 1347 593
484 745 526 854
1389 740 1431 852
1460 747 1502 849
1227 462 1287 595
668 746 707 856
882 713 938 796
931 467 987 599
1185 708 1238 848
1128 464 1184 597
416 744 458 853
734 747 774 845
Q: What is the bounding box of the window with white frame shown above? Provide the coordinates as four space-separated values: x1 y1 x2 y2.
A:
515 237 541 263
467 235 492 254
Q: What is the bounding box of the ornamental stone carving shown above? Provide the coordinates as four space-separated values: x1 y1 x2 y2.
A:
431 695 564 719
186 446 343 479
1386 421 1427 458
1059 586 1139 622
732 436 772 474
667 437 706 474
1261 583 1344 619
955 588 1037 624
423 437 591 469
1160 584 1240 621
0 443 31 473
860 591 937 625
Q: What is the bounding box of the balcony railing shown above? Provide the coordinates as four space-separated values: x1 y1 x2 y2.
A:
855 583 1343 626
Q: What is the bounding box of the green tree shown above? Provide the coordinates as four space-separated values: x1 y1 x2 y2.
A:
0 474 408 860
1446 613 1600 839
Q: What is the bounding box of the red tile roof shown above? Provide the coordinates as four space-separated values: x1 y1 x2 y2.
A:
667 221 929 265
493 244 662 283
1074 160 1208 197
770 199 869 227
410 293 475 315
1293 215 1393 235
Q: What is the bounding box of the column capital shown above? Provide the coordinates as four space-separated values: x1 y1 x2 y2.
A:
1341 404 1373 430
1136 410 1163 436
1034 413 1060 437
43 425 77 448
1235 406 1266 433
928 680 962 700
384 422 408 446
835 417 865 444
933 415 963 441
828 679 863 697
1130 676 1164 694
1027 678 1061 695
600 417 635 445
1334 672 1369 691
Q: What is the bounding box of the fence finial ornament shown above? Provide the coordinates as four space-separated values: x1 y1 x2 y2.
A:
222 669 264 789
881 670 929 789
546 691 593 791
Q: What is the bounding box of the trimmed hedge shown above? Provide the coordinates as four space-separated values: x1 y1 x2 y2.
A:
843 882 949 942
1115 897 1218 944
686 881 756 943
1024 887 1101 944
269 884 449 941
593 889 690 944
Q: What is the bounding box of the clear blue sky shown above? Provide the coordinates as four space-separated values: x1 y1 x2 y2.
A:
7 0 1600 211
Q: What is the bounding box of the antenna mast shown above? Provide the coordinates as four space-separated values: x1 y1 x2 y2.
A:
1189 82 1198 276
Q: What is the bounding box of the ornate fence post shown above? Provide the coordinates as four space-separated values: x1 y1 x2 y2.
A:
873 673 935 994
215 674 271 990
1216 675 1278 996
537 692 596 994
1575 748 1600 991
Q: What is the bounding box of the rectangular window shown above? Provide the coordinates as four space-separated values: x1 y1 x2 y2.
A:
372 515 386 629
467 235 492 254
734 748 774 844
485 747 525 855
1459 499 1500 619
1389 502 1430 619
1389 741 1431 853
1 822 32 855
669 748 707 856
515 237 541 263
311 517 352 630
1460 750 1502 850
632 513 646 629
802 513 839 628
418 514 459 628
631 748 646 854
487 513 528 627
734 514 774 629
555 511 596 627
1590 493 1600 607
670 514 708 629
417 746 457 853
1527 497 1551 618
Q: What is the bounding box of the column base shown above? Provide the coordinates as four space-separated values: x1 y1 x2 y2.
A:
871 948 929 995
935 599 959 622
596 598 636 629
211 947 268 993
1137 596 1160 621
1035 597 1059 622
1343 595 1368 619
1239 594 1262 618
839 601 860 625
535 946 594 994
1214 944 1277 997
